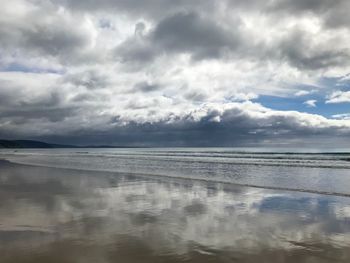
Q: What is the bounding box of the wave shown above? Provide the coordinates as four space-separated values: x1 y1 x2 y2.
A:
2 150 350 169
2 148 350 198
3 157 350 198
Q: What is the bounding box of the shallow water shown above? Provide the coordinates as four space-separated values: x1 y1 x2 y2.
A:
0 160 350 262
2 148 350 196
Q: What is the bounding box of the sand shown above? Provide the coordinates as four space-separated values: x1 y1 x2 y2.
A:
1 159 350 263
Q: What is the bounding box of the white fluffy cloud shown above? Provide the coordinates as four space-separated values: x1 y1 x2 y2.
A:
303 99 317 107
326 91 350 104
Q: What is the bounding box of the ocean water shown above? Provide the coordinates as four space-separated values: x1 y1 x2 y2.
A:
1 148 350 196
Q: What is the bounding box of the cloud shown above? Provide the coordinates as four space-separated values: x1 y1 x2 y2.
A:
295 90 310 96
274 28 350 71
63 70 111 90
151 12 240 60
133 81 161 93
1 0 350 146
115 11 242 64
268 0 350 29
59 0 350 31
115 10 350 74
0 72 77 124
303 99 317 107
1 92 350 146
0 1 98 66
57 0 215 19
326 91 350 103
332 113 350 120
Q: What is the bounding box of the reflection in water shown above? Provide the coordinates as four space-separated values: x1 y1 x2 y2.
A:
0 160 350 262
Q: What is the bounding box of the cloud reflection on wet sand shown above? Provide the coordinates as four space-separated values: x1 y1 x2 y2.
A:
0 160 350 262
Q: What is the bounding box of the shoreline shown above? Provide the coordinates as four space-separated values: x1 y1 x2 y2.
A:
2 158 350 199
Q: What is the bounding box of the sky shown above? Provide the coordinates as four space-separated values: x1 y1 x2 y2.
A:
1 0 350 147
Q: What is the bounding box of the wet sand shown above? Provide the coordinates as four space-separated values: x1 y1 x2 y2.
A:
0 159 350 262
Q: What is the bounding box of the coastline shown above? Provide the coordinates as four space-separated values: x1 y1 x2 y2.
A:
2 157 350 198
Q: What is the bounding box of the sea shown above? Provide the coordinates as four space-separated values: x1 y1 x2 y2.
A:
1 147 350 196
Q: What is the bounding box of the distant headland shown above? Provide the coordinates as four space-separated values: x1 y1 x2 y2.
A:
0 140 132 148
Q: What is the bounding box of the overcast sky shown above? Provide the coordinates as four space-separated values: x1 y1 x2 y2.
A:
1 0 350 147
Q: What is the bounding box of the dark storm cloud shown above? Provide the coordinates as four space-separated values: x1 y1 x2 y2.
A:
73 0 349 29
114 0 350 70
184 91 208 102
0 78 78 124
151 12 239 60
2 103 348 147
0 18 89 59
133 82 161 92
0 2 97 68
116 11 242 64
275 29 350 70
0 107 76 123
115 36 157 64
58 0 215 19
270 0 341 13
23 25 87 57
28 104 350 146
116 9 350 71
0 101 76 124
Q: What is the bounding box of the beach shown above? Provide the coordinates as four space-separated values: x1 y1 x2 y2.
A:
1 154 350 263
